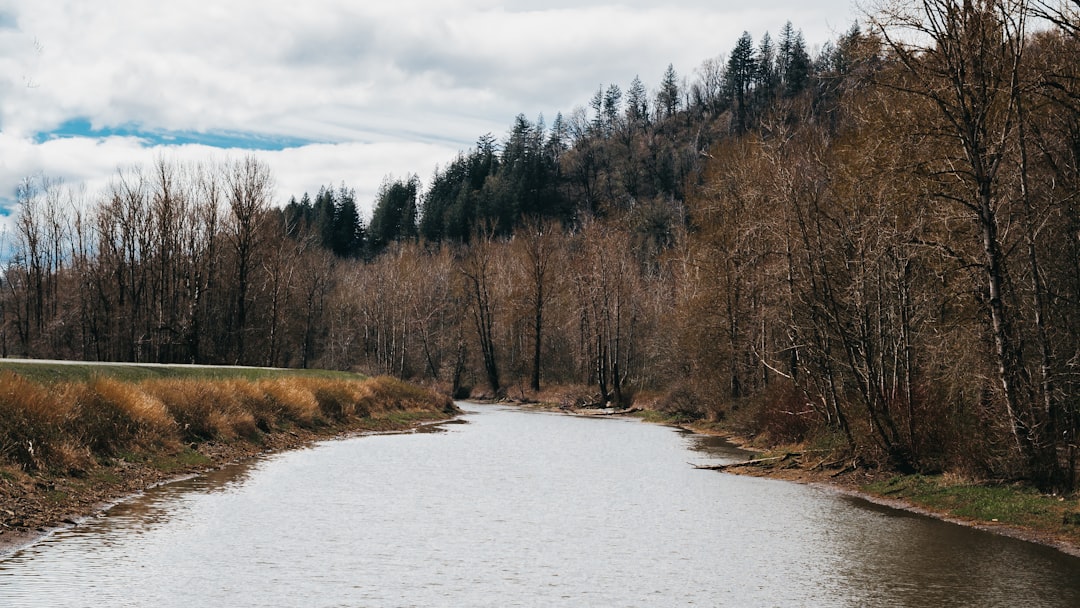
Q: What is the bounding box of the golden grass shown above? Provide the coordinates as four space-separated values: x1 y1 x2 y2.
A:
257 379 320 425
0 372 78 471
65 378 177 456
0 371 456 472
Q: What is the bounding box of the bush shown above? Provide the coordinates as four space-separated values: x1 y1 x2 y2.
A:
750 382 816 445
657 384 707 422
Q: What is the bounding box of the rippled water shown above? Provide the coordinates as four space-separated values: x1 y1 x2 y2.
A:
2 404 1079 607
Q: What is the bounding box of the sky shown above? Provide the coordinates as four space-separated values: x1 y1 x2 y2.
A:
0 0 862 221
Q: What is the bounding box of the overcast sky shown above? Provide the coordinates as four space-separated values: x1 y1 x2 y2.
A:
0 0 862 220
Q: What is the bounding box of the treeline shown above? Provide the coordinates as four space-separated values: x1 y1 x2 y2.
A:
6 1 1080 490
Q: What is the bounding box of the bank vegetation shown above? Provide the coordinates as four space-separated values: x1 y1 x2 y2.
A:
0 368 456 538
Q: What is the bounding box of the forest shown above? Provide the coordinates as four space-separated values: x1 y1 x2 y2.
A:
4 0 1080 490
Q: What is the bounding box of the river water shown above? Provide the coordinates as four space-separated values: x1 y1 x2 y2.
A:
1 404 1078 607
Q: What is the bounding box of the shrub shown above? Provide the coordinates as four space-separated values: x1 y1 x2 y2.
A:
749 382 815 445
656 384 707 422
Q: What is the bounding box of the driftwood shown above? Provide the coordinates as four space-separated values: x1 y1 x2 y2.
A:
691 454 793 471
569 406 643 416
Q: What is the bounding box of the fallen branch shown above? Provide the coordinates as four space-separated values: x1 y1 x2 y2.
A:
692 454 793 471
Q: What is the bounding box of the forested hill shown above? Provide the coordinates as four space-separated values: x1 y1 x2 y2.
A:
285 20 833 256
7 2 1080 491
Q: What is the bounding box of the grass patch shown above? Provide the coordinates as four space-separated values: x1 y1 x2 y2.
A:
863 474 1079 539
355 410 449 432
45 489 69 503
0 360 362 385
631 410 682 424
150 448 212 474
89 469 121 484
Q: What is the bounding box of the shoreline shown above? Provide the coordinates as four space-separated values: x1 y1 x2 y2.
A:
444 399 1080 558
0 412 458 557
671 419 1080 559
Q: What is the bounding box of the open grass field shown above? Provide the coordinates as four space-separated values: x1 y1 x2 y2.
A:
0 358 360 384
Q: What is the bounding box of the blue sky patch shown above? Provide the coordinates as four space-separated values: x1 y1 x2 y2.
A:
37 118 315 151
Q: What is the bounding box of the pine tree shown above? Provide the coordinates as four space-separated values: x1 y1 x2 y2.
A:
727 32 756 132
656 64 681 119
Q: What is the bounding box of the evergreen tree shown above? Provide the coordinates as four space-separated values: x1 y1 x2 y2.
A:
626 75 650 128
756 32 777 100
369 175 420 252
313 185 337 250
779 23 811 98
727 32 756 132
331 185 363 258
656 63 681 119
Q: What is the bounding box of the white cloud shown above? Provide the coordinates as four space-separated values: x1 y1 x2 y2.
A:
0 0 861 220
0 134 458 220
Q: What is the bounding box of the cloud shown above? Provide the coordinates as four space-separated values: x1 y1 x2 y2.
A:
0 0 861 226
0 132 458 221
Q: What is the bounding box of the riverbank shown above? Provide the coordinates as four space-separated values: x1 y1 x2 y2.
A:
504 395 1080 557
669 418 1080 558
0 371 457 556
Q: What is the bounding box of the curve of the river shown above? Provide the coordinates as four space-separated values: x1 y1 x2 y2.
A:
1 403 1078 607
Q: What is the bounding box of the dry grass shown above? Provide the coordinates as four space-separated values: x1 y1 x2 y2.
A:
66 378 177 456
0 372 79 471
257 379 320 425
0 372 456 473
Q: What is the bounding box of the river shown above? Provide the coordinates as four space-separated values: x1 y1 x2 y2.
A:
1 403 1078 607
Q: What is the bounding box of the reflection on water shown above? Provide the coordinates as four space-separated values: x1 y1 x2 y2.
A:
1 404 1078 607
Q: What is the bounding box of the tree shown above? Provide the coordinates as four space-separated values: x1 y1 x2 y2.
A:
331 185 363 258
657 63 681 119
756 32 778 100
460 232 502 396
225 156 273 364
626 75 651 127
873 0 1066 486
515 218 562 392
369 175 420 252
727 32 756 132
778 23 811 98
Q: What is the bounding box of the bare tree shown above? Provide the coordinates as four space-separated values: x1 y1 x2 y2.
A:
224 156 273 364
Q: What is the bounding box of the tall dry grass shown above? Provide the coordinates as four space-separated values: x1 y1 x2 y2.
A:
65 378 176 456
0 372 455 473
0 372 79 471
